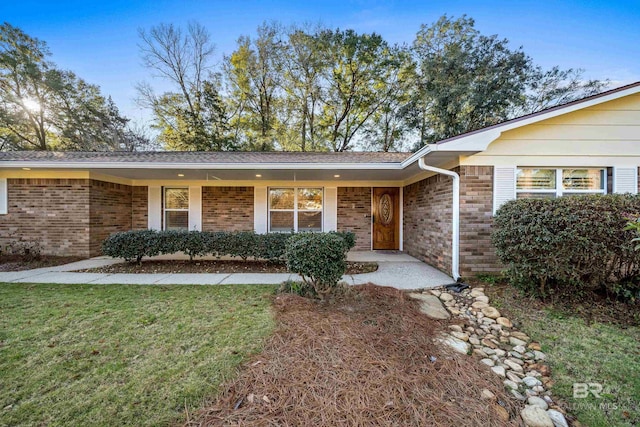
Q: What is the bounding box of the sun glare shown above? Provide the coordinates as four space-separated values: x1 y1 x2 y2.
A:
22 98 41 112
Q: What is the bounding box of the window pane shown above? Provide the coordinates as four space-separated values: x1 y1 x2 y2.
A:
516 193 556 200
516 169 556 190
298 211 322 231
562 169 604 190
298 188 323 210
270 188 294 209
165 188 189 209
270 211 294 232
166 211 188 230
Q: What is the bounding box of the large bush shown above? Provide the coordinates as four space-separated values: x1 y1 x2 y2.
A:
491 194 640 299
285 232 352 297
102 229 160 263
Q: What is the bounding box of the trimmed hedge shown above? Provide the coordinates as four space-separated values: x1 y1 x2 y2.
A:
285 232 353 296
102 229 355 265
491 194 640 299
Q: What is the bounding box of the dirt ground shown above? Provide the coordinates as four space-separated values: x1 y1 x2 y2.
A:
0 256 85 272
79 260 378 275
187 285 522 426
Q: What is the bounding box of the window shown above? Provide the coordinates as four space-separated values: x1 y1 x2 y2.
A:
164 187 189 230
516 168 606 199
269 188 322 232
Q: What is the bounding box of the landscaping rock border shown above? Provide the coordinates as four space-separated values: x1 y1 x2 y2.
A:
412 286 570 427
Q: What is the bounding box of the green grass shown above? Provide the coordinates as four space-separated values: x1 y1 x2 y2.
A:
0 283 275 426
483 284 640 427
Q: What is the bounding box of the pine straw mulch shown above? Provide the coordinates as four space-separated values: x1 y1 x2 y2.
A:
78 260 378 275
187 284 522 427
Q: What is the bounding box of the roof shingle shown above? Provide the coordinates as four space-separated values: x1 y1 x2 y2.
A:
0 151 412 164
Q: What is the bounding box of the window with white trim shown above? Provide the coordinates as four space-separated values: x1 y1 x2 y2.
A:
163 187 189 230
269 188 323 232
516 168 606 199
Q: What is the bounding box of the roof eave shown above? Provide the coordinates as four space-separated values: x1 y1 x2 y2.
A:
0 161 406 170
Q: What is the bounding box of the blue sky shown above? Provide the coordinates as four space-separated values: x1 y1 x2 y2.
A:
2 0 639 124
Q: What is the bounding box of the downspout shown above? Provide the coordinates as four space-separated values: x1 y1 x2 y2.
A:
418 157 460 281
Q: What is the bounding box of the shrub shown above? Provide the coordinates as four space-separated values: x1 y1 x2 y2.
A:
254 232 293 261
4 238 42 262
285 232 350 297
102 230 160 263
491 194 640 299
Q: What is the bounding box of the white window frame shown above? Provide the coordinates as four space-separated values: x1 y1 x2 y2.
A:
516 167 607 199
163 187 189 230
268 187 324 233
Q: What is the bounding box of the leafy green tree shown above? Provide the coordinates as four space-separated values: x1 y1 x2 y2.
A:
361 45 414 152
138 22 231 151
316 29 399 152
224 22 285 151
410 15 531 147
280 25 328 151
1 23 143 151
408 15 608 149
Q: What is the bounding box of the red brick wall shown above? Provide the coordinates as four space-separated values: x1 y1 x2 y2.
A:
89 180 133 256
0 179 91 257
402 166 501 277
459 166 500 275
403 174 453 274
132 186 148 230
202 187 254 231
337 187 371 250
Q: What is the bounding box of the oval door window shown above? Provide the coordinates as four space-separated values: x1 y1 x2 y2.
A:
379 193 393 225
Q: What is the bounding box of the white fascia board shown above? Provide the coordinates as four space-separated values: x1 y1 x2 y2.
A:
0 161 405 170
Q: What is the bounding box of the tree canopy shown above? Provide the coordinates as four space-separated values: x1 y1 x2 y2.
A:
0 22 150 151
1 17 609 152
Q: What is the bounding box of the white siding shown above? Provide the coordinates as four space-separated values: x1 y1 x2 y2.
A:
613 167 638 194
323 187 337 232
188 186 202 230
0 178 7 215
254 186 268 233
148 186 162 230
493 167 516 214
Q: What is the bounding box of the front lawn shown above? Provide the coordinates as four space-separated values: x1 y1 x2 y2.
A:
482 280 640 427
0 283 275 426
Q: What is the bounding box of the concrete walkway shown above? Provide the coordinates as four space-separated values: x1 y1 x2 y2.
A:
0 251 454 290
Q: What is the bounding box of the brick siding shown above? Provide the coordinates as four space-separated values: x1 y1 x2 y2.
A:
458 166 501 275
403 174 453 274
403 166 501 277
202 187 254 232
0 179 92 257
131 186 148 230
337 187 371 250
89 180 133 256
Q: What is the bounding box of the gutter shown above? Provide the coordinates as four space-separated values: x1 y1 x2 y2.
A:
418 157 460 281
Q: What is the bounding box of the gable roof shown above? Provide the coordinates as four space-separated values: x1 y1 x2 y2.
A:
404 80 640 165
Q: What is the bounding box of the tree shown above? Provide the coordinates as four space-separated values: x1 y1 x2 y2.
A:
410 15 531 147
408 15 608 149
520 66 608 115
224 22 285 151
137 22 231 151
361 45 414 152
317 29 399 152
280 25 328 151
0 22 143 151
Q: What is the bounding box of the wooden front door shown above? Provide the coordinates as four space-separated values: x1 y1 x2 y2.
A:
372 187 399 250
